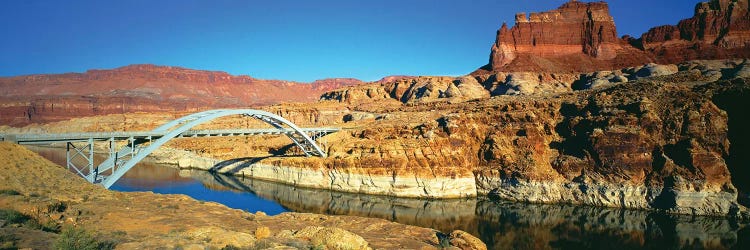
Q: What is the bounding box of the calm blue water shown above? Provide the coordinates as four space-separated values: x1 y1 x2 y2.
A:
31 146 289 215
111 179 289 215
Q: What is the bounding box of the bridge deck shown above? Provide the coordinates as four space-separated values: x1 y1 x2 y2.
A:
0 127 340 144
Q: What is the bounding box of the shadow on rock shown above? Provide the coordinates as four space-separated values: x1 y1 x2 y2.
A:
209 157 270 174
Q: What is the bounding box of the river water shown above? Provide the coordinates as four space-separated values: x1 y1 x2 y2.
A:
30 146 749 250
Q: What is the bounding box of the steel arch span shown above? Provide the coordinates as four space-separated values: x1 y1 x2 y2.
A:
95 109 328 188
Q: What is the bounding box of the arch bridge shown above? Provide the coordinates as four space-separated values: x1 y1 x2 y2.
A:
2 109 338 188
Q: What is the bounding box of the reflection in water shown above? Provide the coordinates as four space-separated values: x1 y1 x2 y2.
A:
26 147 749 249
29 146 195 189
193 171 749 250
27 146 289 215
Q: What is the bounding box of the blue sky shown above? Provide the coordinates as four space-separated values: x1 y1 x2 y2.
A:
0 0 703 82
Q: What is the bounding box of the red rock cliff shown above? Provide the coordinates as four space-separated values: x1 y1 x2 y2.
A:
486 0 651 73
479 0 750 74
642 0 750 63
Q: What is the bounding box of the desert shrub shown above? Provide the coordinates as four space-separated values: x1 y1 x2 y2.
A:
249 240 275 250
23 218 60 233
54 226 114 250
436 232 451 249
0 233 17 249
0 189 20 196
221 245 242 250
0 209 30 224
47 201 67 213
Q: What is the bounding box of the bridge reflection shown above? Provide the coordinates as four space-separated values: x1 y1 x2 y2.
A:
189 170 749 250
30 146 194 189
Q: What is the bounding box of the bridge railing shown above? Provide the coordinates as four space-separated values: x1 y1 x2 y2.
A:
3 127 340 144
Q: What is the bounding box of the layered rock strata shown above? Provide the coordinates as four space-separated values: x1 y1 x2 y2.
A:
481 0 652 73
477 0 750 76
0 64 363 126
641 0 750 63
79 72 749 217
308 75 750 216
320 76 489 105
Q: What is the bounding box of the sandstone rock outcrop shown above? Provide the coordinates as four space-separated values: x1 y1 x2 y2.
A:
642 0 750 63
0 64 364 126
476 0 750 76
448 230 487 250
634 63 679 79
480 0 652 74
294 226 370 250
320 76 490 105
322 75 750 215
476 72 579 95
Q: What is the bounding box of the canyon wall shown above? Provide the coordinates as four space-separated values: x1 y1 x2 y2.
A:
481 0 652 73
319 74 750 216
477 0 750 75
130 68 749 217
641 0 750 63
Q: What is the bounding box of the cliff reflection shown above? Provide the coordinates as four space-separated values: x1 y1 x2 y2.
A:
192 171 747 250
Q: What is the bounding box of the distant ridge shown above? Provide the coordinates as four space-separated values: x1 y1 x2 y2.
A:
0 64 365 126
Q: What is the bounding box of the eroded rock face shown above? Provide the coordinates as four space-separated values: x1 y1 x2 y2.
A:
642 0 750 63
321 76 490 105
476 0 750 75
466 78 747 216
142 75 750 216
483 1 651 73
479 72 579 95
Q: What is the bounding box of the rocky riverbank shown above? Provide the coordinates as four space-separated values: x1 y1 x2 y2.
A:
191 171 750 250
0 142 486 249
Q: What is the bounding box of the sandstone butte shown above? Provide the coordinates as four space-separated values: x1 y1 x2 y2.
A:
473 0 750 75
